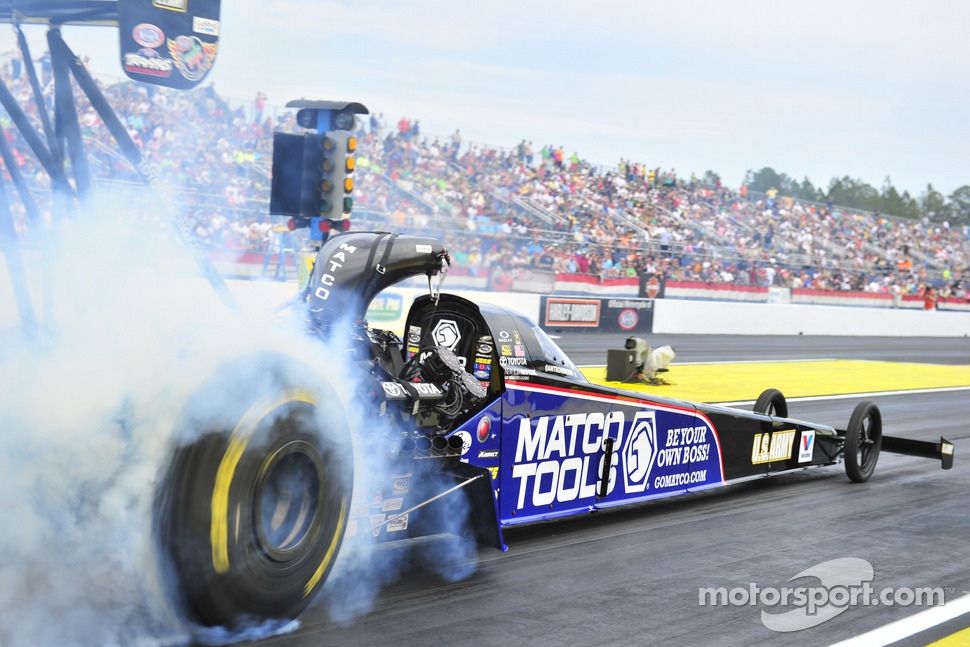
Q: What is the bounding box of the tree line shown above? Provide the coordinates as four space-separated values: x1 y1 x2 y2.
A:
736 167 970 225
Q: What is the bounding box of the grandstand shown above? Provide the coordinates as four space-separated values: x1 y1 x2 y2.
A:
2 63 967 304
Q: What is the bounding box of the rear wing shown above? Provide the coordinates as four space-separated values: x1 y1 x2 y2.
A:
882 435 955 470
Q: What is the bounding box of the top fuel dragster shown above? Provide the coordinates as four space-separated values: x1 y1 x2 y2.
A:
154 231 955 629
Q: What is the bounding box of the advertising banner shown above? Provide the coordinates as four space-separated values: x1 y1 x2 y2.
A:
541 297 654 333
638 273 666 299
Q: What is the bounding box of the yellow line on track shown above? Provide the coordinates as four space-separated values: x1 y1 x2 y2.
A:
581 360 970 403
926 626 970 646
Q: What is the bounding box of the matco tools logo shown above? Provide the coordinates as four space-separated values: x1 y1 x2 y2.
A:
622 411 657 493
432 319 461 350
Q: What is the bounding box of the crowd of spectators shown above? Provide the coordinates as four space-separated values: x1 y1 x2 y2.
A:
352 117 968 298
1 60 968 299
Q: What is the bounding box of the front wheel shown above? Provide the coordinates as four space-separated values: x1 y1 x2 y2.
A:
844 401 883 483
754 388 788 418
154 352 354 628
754 388 787 432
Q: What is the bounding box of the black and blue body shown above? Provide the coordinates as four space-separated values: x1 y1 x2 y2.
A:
304 231 955 554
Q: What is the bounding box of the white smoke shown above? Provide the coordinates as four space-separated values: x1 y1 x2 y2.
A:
0 185 481 646
0 185 359 646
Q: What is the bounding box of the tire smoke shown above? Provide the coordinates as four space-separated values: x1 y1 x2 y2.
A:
0 191 353 646
0 188 479 645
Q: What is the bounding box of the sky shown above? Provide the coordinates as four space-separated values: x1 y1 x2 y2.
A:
5 0 970 198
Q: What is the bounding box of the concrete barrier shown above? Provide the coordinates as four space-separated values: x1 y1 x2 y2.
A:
652 298 970 337
236 282 970 337
2 267 967 338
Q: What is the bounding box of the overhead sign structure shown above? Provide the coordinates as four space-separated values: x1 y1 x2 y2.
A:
118 0 221 89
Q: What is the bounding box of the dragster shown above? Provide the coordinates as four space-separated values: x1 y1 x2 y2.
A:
154 231 956 629
0 0 955 634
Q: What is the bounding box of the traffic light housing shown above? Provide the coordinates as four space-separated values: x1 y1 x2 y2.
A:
270 100 367 242
270 131 355 221
300 132 328 217
269 132 304 218
312 131 356 219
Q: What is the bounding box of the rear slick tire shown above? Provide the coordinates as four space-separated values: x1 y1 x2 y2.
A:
154 352 353 629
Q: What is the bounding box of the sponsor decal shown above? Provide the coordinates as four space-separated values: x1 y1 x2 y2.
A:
798 430 815 463
514 344 526 357
545 298 601 327
408 334 421 344
370 513 386 536
477 343 493 355
387 513 409 532
478 450 500 459
500 344 512 356
618 308 639 331
607 299 655 310
751 430 796 464
381 382 405 398
168 35 218 83
498 330 511 341
645 277 662 299
478 335 493 344
382 498 404 512
488 467 499 480
416 244 433 253
543 364 575 377
313 242 358 301
474 360 491 369
392 478 410 494
504 366 537 376
508 407 719 512
512 330 523 345
499 356 528 367
411 383 443 396
622 412 658 493
192 16 220 36
153 0 187 11
473 370 490 379
366 293 403 321
652 426 711 488
123 52 173 77
510 412 625 509
432 318 461 350
133 24 165 48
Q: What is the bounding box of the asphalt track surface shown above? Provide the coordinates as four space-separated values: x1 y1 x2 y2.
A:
234 334 970 647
